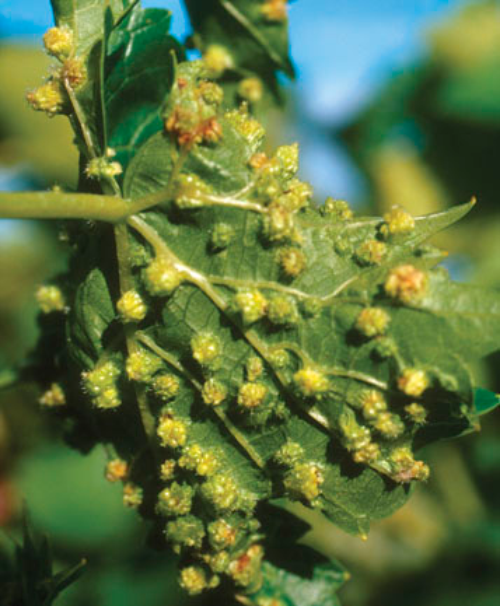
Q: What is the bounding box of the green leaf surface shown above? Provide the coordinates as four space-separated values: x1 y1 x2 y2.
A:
474 387 500 416
104 5 184 171
184 0 294 99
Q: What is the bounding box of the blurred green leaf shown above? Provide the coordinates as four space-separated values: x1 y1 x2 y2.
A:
473 388 500 416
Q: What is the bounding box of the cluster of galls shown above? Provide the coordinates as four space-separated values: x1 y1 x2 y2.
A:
26 25 87 116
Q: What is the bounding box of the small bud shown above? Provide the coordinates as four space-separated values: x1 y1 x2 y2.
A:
85 156 122 180
382 207 415 237
276 246 307 279
126 349 162 383
39 383 66 408
398 368 429 397
238 77 263 103
157 412 188 449
152 374 180 401
179 565 209 595
235 289 268 324
238 382 268 409
284 462 324 503
208 518 237 551
385 264 427 304
144 256 183 296
246 356 264 381
405 402 428 424
202 379 228 406
166 515 205 551
36 284 66 313
273 440 304 466
61 57 87 89
105 459 128 483
204 44 234 77
191 333 222 367
210 223 234 251
293 368 329 397
157 482 194 517
43 26 73 59
160 459 176 481
355 239 387 266
116 289 147 323
267 295 299 326
123 482 143 509
26 81 65 116
355 307 390 338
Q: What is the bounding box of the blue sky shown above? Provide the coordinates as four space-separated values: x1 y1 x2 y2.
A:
0 0 468 202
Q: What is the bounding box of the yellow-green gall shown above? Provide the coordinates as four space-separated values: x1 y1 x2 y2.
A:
238 382 268 409
205 550 231 574
355 239 387 266
373 336 398 360
160 459 176 481
229 544 264 589
267 295 299 326
105 459 128 483
225 106 266 147
123 482 143 509
360 390 387 420
157 482 194 517
246 356 264 381
405 402 428 424
208 519 237 551
276 246 307 278
373 412 405 439
235 289 268 324
273 440 304 467
179 444 219 477
302 297 323 318
144 256 183 296
238 77 263 103
157 412 188 449
36 284 66 314
210 223 234 251
356 307 390 338
284 462 324 503
198 80 224 106
43 25 73 59
116 289 147 323
264 199 295 241
152 374 180 401
201 474 240 512
293 368 329 397
126 349 162 383
61 57 87 89
26 81 65 116
398 368 429 397
261 0 287 22
382 207 415 237
82 361 121 409
85 156 122 180
352 442 381 465
201 379 227 406
203 44 234 77
389 447 430 483
324 198 353 220
174 173 212 208
287 179 313 210
191 333 221 367
385 264 427 304
339 411 372 451
166 515 205 552
179 565 209 596
276 143 299 180
39 383 66 408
